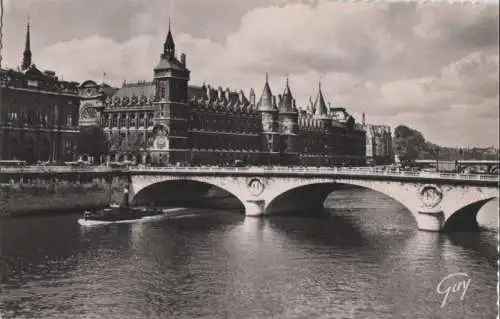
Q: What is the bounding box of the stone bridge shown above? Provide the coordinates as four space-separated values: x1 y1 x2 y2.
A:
128 166 499 232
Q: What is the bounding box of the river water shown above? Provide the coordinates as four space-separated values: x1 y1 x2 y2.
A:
0 188 498 319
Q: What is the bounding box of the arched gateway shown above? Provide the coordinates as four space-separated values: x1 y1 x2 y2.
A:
129 167 499 232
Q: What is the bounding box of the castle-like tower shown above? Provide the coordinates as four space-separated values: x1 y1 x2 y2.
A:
277 77 299 165
90 22 367 167
152 22 190 164
257 73 280 164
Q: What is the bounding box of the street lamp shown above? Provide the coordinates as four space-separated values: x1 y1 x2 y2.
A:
435 146 440 172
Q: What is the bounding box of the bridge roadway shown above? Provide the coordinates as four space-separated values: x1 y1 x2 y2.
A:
128 166 499 233
415 159 499 165
414 159 499 174
1 164 498 184
0 166 121 174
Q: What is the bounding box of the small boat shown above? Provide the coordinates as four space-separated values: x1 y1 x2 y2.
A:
81 205 163 222
79 187 163 225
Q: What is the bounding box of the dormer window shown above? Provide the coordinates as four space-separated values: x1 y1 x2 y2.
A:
27 80 38 87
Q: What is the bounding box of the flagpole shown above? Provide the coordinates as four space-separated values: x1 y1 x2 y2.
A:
0 0 4 163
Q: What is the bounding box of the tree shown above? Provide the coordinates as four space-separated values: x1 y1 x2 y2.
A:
392 125 427 164
77 126 110 163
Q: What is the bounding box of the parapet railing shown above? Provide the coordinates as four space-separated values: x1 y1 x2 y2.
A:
0 165 119 173
130 166 500 182
1 165 498 182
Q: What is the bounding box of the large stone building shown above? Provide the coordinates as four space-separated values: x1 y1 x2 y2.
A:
79 25 366 166
0 22 80 163
363 120 393 165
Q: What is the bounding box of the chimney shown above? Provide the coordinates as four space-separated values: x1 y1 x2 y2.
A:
249 89 255 105
180 53 186 66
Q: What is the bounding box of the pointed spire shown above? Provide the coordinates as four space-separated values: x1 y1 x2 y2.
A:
283 74 291 96
257 73 275 112
26 16 31 51
21 17 32 71
314 81 328 119
279 74 295 113
163 18 175 60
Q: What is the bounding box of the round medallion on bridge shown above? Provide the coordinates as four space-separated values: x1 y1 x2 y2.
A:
248 178 264 197
419 184 443 208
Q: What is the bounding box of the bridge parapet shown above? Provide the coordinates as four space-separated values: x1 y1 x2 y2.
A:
0 165 123 174
129 166 499 183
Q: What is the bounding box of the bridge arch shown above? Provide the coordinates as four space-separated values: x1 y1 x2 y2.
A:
443 197 497 232
263 178 419 221
130 176 249 213
262 177 498 232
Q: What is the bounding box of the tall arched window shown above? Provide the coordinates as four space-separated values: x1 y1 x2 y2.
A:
66 113 73 126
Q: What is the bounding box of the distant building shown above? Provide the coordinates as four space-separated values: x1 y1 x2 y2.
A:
0 22 80 163
363 119 393 165
79 24 366 166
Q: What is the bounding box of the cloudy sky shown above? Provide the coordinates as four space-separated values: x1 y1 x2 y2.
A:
1 0 499 147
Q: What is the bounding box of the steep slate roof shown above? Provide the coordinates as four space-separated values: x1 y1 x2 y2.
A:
113 82 155 98
188 85 206 101
101 83 119 97
278 78 295 113
313 82 329 119
154 58 187 72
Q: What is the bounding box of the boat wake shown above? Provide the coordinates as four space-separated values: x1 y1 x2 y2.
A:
77 207 188 226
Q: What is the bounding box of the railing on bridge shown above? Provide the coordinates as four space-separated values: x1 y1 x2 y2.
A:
0 165 119 174
1 165 498 182
129 166 500 182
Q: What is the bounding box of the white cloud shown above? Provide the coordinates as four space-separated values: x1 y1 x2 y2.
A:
3 1 499 147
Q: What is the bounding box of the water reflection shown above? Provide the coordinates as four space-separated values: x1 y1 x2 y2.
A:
0 188 497 319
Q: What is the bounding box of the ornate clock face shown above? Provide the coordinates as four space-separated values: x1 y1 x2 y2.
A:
419 185 443 208
156 137 167 149
85 88 93 97
80 104 97 120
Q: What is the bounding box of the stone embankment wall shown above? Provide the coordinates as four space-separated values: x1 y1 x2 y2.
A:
0 170 129 217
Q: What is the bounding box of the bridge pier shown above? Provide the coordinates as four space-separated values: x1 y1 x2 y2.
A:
244 199 265 217
415 210 445 232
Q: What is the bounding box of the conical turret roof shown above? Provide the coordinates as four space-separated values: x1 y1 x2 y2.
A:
314 82 329 119
257 73 276 112
278 77 296 113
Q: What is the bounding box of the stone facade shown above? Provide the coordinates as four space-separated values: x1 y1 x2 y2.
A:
80 26 366 166
364 123 393 165
0 23 80 163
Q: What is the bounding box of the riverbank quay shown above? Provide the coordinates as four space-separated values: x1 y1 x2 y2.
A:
0 166 129 217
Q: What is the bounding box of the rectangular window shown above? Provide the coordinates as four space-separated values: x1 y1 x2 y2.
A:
66 113 73 126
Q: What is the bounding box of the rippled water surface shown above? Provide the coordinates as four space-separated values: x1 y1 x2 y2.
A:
0 188 498 318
